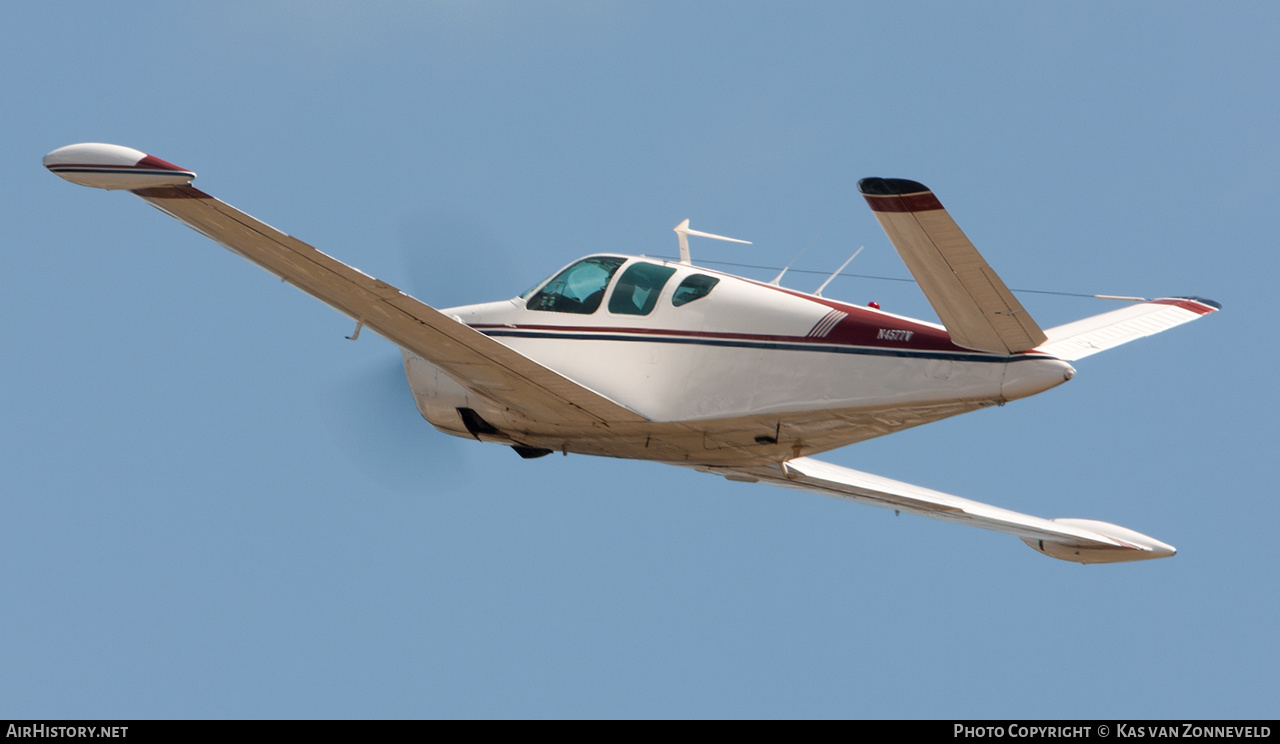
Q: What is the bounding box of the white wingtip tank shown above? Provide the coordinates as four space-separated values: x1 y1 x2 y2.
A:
1022 519 1177 564
44 143 195 190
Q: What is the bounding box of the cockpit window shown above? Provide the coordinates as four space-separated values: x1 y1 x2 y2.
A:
671 274 720 307
526 256 625 314
518 280 541 300
608 262 677 316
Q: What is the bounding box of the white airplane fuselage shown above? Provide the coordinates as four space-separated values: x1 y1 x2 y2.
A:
405 254 1075 464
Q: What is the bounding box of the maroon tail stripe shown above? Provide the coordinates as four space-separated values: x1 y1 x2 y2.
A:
862 191 944 213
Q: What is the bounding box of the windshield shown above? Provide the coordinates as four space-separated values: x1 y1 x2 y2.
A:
526 256 626 314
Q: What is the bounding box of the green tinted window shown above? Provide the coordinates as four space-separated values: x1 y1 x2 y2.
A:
608 262 677 316
671 274 720 307
527 257 625 314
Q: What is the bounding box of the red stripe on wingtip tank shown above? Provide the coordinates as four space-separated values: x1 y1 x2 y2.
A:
136 154 192 173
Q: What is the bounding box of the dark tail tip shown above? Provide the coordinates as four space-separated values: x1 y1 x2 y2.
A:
858 177 931 196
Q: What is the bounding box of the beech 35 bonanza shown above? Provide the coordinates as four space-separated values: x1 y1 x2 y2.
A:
45 143 1220 564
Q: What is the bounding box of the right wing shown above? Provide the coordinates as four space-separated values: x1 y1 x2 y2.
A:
44 143 645 428
705 457 1176 564
859 177 1047 355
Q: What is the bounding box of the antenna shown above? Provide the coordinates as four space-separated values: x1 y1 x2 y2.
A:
674 219 751 265
814 246 863 297
769 234 820 286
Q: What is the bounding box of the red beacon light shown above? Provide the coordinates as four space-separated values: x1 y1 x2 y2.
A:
868 301 881 309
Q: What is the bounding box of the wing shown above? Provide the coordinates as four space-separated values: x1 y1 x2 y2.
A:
1035 297 1221 361
859 177 1047 355
703 457 1176 563
45 143 645 428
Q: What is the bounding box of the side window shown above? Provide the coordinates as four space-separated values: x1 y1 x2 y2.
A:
608 262 677 316
527 257 625 314
671 274 720 307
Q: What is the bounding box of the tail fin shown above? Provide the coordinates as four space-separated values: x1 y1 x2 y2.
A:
1036 297 1221 361
859 178 1047 355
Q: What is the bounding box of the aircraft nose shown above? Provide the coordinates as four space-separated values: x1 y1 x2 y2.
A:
1001 358 1076 401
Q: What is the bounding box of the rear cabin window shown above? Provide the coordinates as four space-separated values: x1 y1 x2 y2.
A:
527 257 625 314
608 262 677 316
671 274 720 307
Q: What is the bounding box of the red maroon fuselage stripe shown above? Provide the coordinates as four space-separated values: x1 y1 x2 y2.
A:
861 191 945 213
470 317 973 354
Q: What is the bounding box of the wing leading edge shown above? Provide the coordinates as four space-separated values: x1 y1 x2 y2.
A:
44 143 644 429
706 457 1176 563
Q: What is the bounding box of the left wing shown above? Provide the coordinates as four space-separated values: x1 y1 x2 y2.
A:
44 143 646 428
703 457 1176 563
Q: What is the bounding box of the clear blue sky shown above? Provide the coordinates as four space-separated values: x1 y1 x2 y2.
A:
3 2 1276 718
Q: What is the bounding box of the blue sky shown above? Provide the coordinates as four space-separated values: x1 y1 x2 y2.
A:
3 2 1276 718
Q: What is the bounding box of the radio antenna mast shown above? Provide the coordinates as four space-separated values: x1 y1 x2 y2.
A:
673 219 751 265
814 246 863 297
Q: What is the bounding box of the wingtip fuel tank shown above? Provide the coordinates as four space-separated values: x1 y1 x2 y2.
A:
1022 518 1177 564
44 143 195 190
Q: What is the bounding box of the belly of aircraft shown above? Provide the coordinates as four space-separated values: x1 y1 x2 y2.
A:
404 331 1072 465
495 334 1014 422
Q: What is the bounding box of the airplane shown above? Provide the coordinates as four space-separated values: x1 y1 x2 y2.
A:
43 142 1220 564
